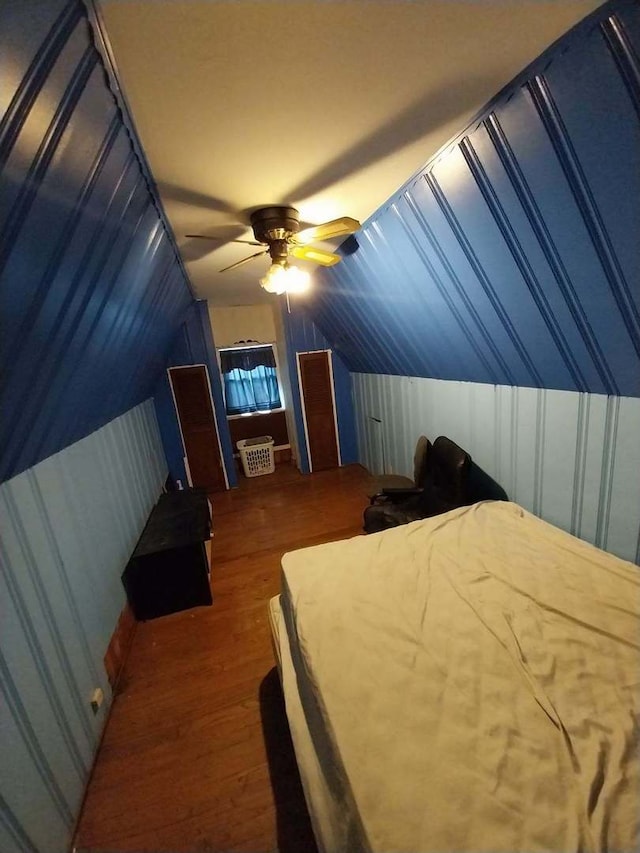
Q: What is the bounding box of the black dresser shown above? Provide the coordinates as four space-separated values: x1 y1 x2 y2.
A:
122 489 213 620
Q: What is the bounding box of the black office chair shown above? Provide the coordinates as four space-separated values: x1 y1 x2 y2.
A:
363 436 472 534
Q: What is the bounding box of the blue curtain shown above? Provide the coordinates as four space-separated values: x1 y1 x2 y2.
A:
220 347 282 415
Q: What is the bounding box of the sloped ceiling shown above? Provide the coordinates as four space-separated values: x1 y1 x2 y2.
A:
305 0 640 396
0 0 193 482
97 0 601 305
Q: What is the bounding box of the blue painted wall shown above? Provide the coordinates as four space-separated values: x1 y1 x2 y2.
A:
0 0 194 485
281 300 358 473
306 0 640 398
0 2 196 849
154 300 238 489
296 0 640 562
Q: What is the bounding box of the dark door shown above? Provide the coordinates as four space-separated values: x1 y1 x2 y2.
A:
169 365 226 492
298 351 339 471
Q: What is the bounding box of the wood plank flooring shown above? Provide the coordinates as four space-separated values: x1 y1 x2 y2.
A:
75 462 370 852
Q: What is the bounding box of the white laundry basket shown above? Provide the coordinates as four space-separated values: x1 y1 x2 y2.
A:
237 436 275 478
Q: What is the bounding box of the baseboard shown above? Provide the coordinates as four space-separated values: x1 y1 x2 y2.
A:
274 447 292 464
70 603 138 851
103 603 137 689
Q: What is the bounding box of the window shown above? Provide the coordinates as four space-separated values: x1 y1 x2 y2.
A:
219 344 283 416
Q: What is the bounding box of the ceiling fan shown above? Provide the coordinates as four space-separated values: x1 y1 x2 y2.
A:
185 206 360 293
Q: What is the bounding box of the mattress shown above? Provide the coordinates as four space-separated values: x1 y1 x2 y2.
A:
268 593 282 676
276 501 640 853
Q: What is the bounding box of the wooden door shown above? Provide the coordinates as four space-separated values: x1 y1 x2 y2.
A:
298 351 339 472
169 366 226 492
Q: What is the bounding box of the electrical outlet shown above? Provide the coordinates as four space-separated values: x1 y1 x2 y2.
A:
90 687 104 715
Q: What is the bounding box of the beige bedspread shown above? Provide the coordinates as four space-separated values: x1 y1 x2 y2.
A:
279 501 640 853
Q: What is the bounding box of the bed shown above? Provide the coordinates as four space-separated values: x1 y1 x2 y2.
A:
269 501 640 853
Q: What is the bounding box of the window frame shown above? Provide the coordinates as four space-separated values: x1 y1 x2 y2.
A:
217 342 286 419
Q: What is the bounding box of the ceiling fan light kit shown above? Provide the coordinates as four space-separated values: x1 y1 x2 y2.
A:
259 261 311 295
186 205 360 293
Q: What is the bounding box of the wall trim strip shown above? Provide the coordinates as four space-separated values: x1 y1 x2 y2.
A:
0 0 82 170
0 792 40 853
2 114 123 368
527 74 640 357
1 495 90 776
0 45 98 274
483 112 619 395
353 373 640 565
0 652 74 826
82 0 196 300
601 14 640 119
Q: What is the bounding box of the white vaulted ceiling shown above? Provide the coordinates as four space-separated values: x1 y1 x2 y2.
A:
98 0 601 305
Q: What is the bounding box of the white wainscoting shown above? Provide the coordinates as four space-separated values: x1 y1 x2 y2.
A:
353 374 640 564
0 399 167 853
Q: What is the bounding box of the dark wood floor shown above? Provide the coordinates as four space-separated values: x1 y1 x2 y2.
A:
75 462 370 852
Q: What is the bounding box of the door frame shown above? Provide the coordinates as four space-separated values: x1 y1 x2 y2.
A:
168 364 230 490
295 349 342 473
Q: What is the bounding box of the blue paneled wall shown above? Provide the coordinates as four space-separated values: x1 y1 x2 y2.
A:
354 375 640 564
0 0 193 484
296 0 640 561
306 0 639 397
281 301 358 473
0 2 196 850
1 402 167 853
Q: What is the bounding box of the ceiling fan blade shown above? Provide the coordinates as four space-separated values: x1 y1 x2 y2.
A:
293 217 360 245
290 245 341 267
219 250 268 273
185 234 263 246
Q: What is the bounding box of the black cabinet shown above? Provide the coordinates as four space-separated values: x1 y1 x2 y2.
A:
122 489 213 620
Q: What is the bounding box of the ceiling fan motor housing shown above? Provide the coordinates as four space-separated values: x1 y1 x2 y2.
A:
209 207 358 274
250 206 301 265
250 206 300 243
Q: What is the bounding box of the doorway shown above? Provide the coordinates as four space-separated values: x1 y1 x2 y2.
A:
296 350 340 472
169 365 227 492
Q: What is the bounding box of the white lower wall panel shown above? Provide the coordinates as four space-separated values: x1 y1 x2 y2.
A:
0 399 167 853
353 374 640 564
